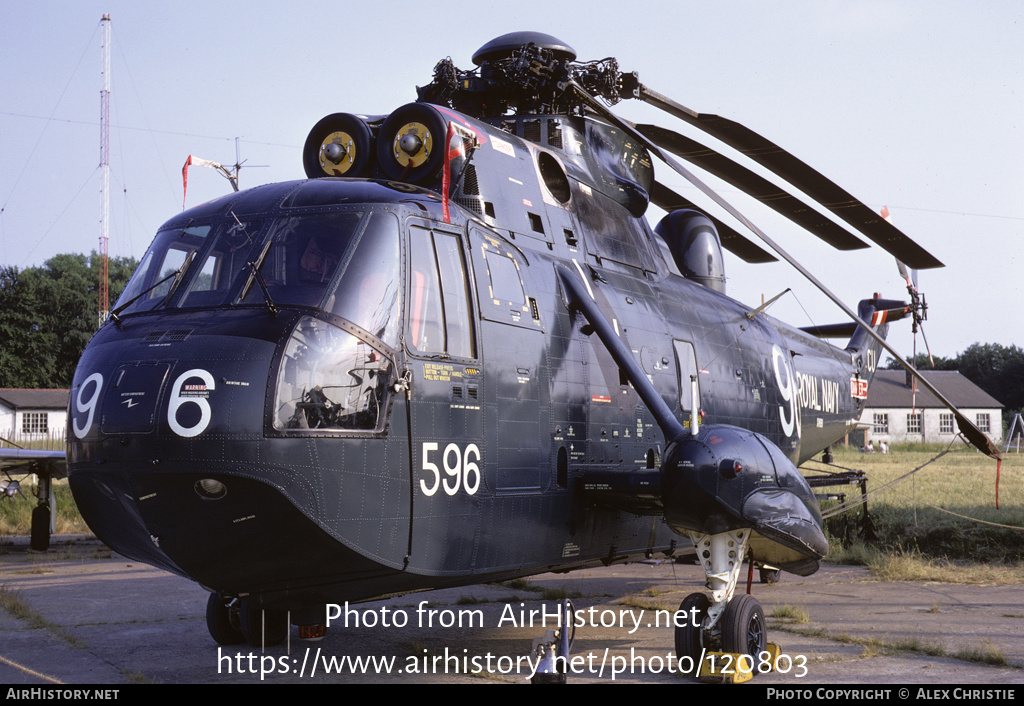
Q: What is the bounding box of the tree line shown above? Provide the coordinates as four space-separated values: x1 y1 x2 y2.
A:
0 252 136 389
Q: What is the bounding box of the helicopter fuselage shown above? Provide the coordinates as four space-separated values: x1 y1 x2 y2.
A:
67 108 879 613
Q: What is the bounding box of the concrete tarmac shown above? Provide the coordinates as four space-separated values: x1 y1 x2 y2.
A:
0 535 1021 686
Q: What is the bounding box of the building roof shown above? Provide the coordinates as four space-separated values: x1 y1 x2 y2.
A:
865 371 1002 409
0 389 70 411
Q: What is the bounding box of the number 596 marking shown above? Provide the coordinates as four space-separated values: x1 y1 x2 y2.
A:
420 442 481 496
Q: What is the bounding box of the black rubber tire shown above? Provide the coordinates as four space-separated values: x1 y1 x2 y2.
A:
240 600 289 647
30 505 50 552
674 592 710 675
376 103 447 184
302 113 374 178
206 593 244 645
720 593 767 664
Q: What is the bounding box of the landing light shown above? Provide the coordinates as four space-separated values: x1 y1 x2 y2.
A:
194 478 227 500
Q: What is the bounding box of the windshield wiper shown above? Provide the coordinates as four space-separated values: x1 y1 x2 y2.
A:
155 250 196 310
239 235 277 316
108 252 194 324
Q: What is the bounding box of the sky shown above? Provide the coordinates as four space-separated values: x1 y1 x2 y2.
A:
1 0 1021 360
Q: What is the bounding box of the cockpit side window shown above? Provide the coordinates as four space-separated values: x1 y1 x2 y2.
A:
273 316 393 433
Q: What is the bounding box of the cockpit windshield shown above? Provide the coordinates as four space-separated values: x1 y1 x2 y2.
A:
236 212 361 309
111 209 402 349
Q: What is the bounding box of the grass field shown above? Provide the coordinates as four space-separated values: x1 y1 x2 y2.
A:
0 481 88 536
806 445 1024 571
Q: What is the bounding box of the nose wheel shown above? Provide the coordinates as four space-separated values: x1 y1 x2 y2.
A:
674 592 710 673
675 590 767 681
721 593 767 660
206 592 289 647
676 530 772 681
206 593 244 645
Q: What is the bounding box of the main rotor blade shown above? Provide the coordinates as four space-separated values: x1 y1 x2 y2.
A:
638 123 868 252
649 181 778 264
569 80 999 460
636 85 944 270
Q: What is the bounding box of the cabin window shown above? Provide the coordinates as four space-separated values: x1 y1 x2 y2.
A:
470 227 538 330
485 250 526 308
408 226 475 359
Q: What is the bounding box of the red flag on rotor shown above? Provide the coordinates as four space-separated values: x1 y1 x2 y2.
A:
182 155 226 210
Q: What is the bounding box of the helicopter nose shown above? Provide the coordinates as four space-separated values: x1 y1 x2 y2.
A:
322 141 348 164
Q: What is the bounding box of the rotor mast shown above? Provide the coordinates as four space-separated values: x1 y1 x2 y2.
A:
98 14 111 327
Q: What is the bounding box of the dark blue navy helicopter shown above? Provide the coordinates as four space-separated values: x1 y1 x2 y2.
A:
59 32 1000 678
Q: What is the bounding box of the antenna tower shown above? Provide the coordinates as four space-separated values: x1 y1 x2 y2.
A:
98 14 111 327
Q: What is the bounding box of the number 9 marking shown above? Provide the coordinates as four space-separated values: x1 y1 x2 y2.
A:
442 443 462 495
772 344 801 439
72 372 104 439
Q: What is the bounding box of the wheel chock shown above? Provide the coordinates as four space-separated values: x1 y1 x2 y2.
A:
697 652 753 684
697 644 783 683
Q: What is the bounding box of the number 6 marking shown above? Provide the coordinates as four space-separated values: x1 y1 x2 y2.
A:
168 368 215 437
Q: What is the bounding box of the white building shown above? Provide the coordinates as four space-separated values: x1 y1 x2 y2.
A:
0 389 70 443
859 371 1002 446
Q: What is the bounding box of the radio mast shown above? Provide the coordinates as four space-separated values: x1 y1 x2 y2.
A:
98 14 111 327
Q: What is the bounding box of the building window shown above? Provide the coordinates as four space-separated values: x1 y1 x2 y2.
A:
939 413 955 434
977 413 991 433
907 412 922 434
872 413 889 434
22 412 49 434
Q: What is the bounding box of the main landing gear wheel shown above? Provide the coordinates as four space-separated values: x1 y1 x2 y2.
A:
206 593 244 645
720 593 767 664
674 592 710 675
30 504 50 552
240 600 289 647
530 598 576 684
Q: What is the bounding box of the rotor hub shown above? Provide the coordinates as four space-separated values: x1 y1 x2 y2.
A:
472 31 576 65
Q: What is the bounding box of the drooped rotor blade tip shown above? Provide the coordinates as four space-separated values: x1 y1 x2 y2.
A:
638 85 944 268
